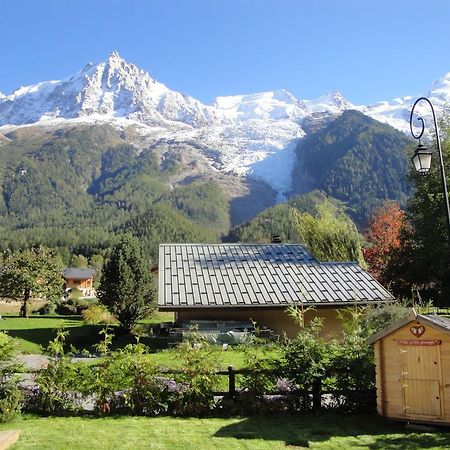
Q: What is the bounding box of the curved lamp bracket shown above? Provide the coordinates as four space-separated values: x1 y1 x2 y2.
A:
409 97 433 141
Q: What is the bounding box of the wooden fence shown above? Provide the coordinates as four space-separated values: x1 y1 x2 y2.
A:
25 362 375 411
159 365 375 411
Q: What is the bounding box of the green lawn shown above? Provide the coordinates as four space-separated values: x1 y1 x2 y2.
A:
1 414 450 449
0 315 268 373
0 316 98 354
0 312 173 354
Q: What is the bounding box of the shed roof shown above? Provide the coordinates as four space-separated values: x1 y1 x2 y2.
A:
368 310 450 344
158 243 394 310
62 268 96 280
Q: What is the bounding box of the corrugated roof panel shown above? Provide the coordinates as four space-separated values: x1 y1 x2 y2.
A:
205 285 215 304
228 292 238 306
157 244 393 309
193 284 202 305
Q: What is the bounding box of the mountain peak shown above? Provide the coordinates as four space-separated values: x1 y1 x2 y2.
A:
427 72 450 103
0 52 218 128
108 50 122 60
325 91 352 106
105 50 128 70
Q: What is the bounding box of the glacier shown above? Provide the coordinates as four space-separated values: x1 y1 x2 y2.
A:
1 51 450 199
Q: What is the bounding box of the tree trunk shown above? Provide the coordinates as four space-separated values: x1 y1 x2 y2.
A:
20 287 31 318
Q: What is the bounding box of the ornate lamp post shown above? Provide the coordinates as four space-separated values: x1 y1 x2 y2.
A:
410 97 450 241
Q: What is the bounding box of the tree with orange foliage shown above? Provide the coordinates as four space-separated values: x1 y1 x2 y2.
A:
363 202 405 283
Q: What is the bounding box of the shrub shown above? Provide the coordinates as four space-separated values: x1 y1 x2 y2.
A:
28 329 85 414
327 308 377 412
68 288 83 300
36 302 57 315
30 358 85 414
88 343 176 416
360 303 411 337
55 300 79 315
241 344 279 396
55 298 97 315
89 346 144 414
0 333 22 422
171 341 220 416
221 342 282 415
82 305 115 325
282 317 330 391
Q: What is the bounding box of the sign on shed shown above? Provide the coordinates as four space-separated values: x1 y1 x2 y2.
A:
368 310 450 425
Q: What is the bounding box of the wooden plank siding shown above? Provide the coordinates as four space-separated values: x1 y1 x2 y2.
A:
374 316 450 424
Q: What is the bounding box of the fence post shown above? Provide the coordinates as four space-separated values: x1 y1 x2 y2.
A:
312 378 322 411
228 365 236 399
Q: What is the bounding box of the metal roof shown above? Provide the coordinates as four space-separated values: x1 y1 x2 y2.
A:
62 268 96 280
158 243 394 309
368 311 450 343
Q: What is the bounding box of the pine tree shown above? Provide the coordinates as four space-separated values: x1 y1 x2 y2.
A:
97 234 155 332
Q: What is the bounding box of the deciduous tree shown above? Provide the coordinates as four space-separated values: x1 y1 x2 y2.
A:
363 202 405 283
0 246 63 317
384 123 450 305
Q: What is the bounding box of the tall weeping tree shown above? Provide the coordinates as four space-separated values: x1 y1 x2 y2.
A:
0 246 63 317
233 198 365 265
295 206 365 265
97 234 155 333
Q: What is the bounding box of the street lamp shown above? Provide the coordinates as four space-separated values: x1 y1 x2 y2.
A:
410 97 450 241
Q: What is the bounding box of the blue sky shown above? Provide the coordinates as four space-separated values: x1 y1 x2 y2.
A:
1 0 450 105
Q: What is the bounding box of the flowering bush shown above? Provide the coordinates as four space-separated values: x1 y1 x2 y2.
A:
20 305 388 417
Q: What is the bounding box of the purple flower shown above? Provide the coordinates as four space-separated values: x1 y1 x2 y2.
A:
276 378 297 393
154 377 189 393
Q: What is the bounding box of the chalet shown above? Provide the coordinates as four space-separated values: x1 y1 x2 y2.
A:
369 311 450 425
158 243 394 338
62 268 96 298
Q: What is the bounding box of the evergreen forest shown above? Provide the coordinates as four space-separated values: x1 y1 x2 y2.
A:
0 112 414 266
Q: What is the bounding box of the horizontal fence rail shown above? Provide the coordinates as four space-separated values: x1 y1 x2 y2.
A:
20 363 375 412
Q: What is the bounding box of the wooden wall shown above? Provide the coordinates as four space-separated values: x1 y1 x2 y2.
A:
175 307 343 339
66 278 93 290
374 319 450 424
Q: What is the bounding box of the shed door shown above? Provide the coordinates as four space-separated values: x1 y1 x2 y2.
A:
401 344 442 418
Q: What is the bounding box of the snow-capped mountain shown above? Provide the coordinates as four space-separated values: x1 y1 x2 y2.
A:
0 51 221 128
1 52 449 200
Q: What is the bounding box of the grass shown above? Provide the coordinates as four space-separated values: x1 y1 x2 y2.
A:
0 314 262 373
140 311 174 324
148 346 276 370
0 300 45 315
1 414 450 449
0 316 98 354
0 311 173 354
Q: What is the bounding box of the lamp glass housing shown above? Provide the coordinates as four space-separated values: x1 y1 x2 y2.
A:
412 144 432 175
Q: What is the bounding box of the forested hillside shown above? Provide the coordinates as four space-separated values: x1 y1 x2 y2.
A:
231 190 364 264
292 110 412 224
0 124 229 259
0 110 417 261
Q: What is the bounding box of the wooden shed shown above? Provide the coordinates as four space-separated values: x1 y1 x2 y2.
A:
368 310 450 425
